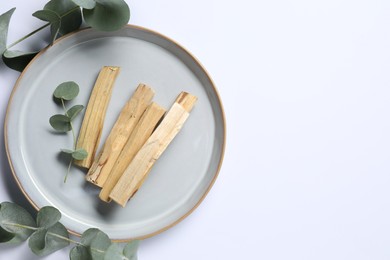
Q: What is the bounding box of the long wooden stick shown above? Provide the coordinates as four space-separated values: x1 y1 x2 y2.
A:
75 66 120 168
99 102 166 201
109 92 197 207
86 84 155 186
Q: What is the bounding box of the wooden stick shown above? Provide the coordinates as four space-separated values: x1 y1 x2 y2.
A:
75 66 120 168
86 84 155 186
109 92 197 207
99 102 166 201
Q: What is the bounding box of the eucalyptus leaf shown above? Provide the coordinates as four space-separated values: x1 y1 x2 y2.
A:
2 50 38 72
33 10 61 43
103 244 124 260
60 149 74 154
71 0 96 9
83 0 130 31
0 226 15 243
36 206 61 229
70 245 92 260
44 0 82 38
88 229 111 260
50 114 71 132
72 149 88 160
123 241 139 260
53 81 79 100
28 222 69 256
66 104 84 120
80 228 102 246
0 8 15 54
0 202 36 244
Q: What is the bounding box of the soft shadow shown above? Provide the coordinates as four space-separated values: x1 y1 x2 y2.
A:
1 134 36 218
95 199 119 219
81 181 119 218
56 151 72 169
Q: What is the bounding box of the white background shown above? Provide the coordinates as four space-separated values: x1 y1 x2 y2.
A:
2 0 390 259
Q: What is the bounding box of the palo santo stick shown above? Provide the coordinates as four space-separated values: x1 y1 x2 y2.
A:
86 84 155 186
75 66 120 168
109 92 197 207
99 102 166 201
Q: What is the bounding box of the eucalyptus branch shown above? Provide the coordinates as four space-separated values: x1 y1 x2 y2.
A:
0 0 130 72
50 81 87 183
0 202 139 259
6 23 50 50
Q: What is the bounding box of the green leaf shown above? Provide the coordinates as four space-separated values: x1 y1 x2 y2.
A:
2 50 38 72
83 0 130 31
61 149 74 154
44 0 82 38
36 206 61 229
29 222 70 256
70 245 92 260
103 241 139 260
71 0 96 9
81 228 111 260
123 241 139 260
0 226 15 243
66 104 84 120
0 202 36 244
0 8 15 54
50 114 71 132
72 149 88 160
80 228 101 245
103 244 124 260
33 10 61 43
53 81 79 100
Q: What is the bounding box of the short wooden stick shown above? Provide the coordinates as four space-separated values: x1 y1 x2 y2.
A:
86 84 155 186
109 92 197 207
99 102 166 202
75 66 120 168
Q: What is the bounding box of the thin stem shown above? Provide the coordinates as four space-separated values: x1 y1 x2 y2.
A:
47 232 81 245
3 222 39 231
61 99 76 148
61 98 76 183
64 158 73 183
6 6 81 50
6 23 50 50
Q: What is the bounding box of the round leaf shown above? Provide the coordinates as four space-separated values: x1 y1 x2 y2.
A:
36 206 61 229
66 104 84 120
28 222 69 256
53 81 80 100
33 10 61 42
45 0 82 36
0 202 36 244
123 241 139 260
71 0 96 9
89 229 111 260
49 114 71 132
83 0 130 31
70 245 92 260
80 228 101 246
103 244 123 260
72 149 88 160
61 148 74 154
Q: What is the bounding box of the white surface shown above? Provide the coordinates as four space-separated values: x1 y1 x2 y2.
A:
1 0 390 259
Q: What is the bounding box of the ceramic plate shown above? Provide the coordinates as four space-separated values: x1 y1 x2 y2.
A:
5 25 225 240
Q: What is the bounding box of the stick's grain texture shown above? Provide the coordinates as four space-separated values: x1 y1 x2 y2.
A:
86 84 155 186
99 102 166 201
109 92 197 207
75 66 120 168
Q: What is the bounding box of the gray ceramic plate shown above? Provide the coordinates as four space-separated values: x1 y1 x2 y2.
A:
5 25 225 240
